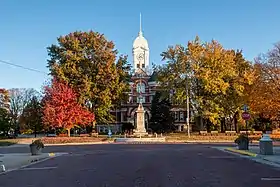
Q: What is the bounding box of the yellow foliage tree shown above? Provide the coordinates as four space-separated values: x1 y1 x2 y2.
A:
157 36 253 130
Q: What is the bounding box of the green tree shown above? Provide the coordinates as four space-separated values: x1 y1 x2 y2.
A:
114 55 132 107
149 91 175 133
0 108 11 136
19 96 43 137
47 31 131 124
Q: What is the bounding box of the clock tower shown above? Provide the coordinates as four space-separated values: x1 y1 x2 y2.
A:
133 13 149 72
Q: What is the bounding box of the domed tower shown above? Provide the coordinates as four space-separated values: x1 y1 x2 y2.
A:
132 13 149 73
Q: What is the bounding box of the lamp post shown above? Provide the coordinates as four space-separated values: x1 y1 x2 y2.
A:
85 99 95 133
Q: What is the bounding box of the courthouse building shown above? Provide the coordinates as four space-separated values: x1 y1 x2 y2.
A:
96 16 190 133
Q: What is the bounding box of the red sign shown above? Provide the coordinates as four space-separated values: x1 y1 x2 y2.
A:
242 112 250 120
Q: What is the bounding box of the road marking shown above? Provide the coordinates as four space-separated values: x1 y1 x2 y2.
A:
261 178 280 181
20 166 57 171
208 156 237 159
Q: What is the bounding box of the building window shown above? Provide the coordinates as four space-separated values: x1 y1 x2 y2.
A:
137 96 145 103
137 64 140 68
142 64 145 68
180 112 184 121
136 83 145 93
150 96 153 103
175 112 179 121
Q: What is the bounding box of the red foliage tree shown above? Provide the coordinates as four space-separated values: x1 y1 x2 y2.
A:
42 79 94 136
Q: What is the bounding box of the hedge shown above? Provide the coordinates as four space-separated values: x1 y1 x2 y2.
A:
41 137 107 144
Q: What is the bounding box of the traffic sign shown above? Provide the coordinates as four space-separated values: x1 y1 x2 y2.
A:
242 112 250 120
108 129 112 138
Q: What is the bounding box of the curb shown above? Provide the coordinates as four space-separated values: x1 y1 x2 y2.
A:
166 140 259 143
114 142 166 144
225 148 258 157
262 158 280 165
44 142 111 146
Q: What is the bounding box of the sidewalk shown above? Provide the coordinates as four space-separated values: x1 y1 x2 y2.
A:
0 152 62 173
217 145 280 167
0 138 39 149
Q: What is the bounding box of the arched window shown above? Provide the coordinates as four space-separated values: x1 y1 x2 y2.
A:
136 82 145 93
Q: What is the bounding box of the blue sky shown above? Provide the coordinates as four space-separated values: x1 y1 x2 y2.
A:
1 0 280 90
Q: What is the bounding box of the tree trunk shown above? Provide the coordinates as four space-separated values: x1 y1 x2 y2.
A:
221 117 226 133
67 129 71 137
200 116 204 130
34 125 37 138
233 111 238 132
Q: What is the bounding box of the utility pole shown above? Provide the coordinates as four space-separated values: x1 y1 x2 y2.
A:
186 75 190 138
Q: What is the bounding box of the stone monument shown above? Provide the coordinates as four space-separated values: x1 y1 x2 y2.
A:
134 102 148 136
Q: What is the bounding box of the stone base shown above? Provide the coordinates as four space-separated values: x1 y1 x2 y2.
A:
115 137 166 143
133 132 148 137
133 128 148 137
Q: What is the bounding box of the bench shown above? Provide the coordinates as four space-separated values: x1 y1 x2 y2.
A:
272 130 280 134
199 131 208 135
225 131 237 136
240 131 249 134
79 134 90 137
210 131 219 135
91 133 99 137
253 131 262 135
46 134 57 137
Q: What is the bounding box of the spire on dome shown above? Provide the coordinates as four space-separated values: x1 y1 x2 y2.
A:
139 13 143 36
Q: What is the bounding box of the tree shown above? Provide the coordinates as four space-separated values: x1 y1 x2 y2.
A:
214 50 254 132
8 88 39 134
19 96 43 137
149 91 175 133
42 79 94 136
246 43 280 121
47 31 131 124
0 89 12 136
156 36 253 131
0 108 11 136
114 55 132 107
0 88 9 110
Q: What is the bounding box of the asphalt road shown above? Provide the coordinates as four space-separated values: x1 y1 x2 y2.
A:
1 144 280 187
0 143 237 154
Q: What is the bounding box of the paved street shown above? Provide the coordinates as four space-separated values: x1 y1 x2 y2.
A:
1 144 280 187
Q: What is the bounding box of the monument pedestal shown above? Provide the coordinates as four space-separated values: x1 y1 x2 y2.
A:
134 103 148 136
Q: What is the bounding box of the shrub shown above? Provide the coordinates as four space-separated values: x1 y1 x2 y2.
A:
58 134 68 137
22 129 34 135
234 134 249 144
30 139 44 149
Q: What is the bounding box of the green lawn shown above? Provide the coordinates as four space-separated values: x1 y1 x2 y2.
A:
0 139 19 146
